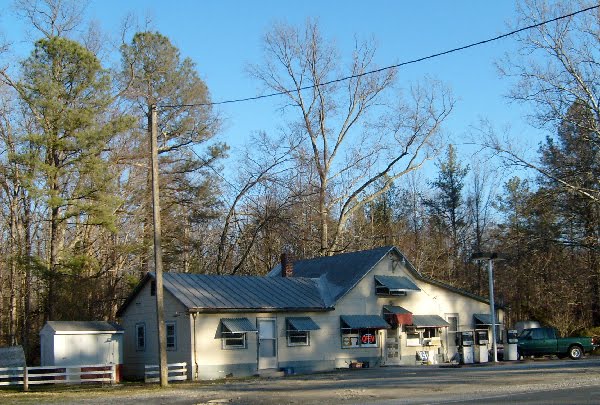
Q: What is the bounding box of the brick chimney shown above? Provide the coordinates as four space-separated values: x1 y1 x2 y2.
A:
280 252 294 277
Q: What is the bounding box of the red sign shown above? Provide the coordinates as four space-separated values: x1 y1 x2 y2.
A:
361 333 376 344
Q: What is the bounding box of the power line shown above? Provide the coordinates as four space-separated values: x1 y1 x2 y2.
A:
160 4 599 109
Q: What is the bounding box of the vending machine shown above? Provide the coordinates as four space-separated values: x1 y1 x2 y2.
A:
474 329 489 363
459 331 474 364
505 329 519 360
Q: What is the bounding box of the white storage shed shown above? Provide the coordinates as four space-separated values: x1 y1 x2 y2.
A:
40 321 123 368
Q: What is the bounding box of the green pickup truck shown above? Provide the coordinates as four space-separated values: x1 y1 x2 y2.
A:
518 327 598 360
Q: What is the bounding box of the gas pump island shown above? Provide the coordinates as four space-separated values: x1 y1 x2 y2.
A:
474 329 489 363
458 331 475 364
505 329 519 361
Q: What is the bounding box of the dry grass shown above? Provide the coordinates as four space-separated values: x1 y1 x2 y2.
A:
0 381 199 404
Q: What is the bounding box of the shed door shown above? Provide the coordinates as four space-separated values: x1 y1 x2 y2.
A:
258 319 277 369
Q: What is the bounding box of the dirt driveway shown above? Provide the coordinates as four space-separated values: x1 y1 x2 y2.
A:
2 358 600 404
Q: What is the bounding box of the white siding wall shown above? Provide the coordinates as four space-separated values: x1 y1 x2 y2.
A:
120 281 190 380
121 251 503 379
40 328 123 367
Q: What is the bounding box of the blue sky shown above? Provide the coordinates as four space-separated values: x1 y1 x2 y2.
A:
1 0 545 180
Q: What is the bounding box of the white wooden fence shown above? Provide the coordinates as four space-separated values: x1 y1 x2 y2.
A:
144 362 187 383
0 364 116 390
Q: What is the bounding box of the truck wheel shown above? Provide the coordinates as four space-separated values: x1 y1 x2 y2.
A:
568 345 583 360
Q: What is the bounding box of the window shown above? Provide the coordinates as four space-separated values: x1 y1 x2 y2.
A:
136 323 146 351
222 332 247 349
150 280 156 296
339 315 387 348
341 328 378 348
286 317 319 347
406 327 441 346
287 330 309 346
406 328 421 346
166 322 176 350
220 318 256 350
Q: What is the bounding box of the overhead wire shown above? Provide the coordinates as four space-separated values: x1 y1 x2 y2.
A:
159 4 600 109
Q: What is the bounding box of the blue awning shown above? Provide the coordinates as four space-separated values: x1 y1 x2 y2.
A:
411 315 450 328
287 317 320 331
220 318 258 333
473 313 499 325
340 315 390 329
374 275 420 291
383 305 412 315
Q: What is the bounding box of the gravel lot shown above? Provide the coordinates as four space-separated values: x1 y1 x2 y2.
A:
2 357 600 404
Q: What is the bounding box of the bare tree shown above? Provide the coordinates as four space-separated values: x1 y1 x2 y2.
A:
13 0 88 40
491 0 600 203
215 132 298 275
249 20 454 255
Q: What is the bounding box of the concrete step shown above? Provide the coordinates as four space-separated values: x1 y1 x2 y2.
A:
256 368 285 378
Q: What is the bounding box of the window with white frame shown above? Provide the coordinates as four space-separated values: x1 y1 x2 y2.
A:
341 328 378 348
406 327 442 346
220 318 255 350
166 321 176 350
286 317 319 347
287 330 309 346
222 331 247 349
136 323 146 351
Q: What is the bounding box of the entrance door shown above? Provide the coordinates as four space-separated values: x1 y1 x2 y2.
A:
445 314 459 362
258 319 277 369
384 329 401 365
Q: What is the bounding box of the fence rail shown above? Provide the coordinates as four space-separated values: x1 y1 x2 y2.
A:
0 364 116 389
144 362 187 383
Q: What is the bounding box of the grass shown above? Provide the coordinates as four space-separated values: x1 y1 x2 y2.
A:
0 375 263 404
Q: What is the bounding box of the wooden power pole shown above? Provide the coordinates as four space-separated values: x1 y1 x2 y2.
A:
149 104 168 387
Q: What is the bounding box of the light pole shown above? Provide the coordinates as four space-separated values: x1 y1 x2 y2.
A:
471 252 505 363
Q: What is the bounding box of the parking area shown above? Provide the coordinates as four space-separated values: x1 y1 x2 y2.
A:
2 357 599 404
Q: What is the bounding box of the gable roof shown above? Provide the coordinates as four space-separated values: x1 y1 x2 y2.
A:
41 321 123 334
268 246 395 303
118 246 493 317
268 245 492 305
117 272 329 316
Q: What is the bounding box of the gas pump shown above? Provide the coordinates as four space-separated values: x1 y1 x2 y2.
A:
458 331 474 364
474 329 489 363
505 329 519 360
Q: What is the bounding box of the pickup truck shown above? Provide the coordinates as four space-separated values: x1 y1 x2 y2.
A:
518 327 598 360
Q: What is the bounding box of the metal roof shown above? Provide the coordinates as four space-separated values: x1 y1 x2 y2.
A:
117 246 496 317
160 272 327 312
287 317 320 331
383 305 412 314
375 275 420 291
0 346 25 367
411 315 451 328
267 246 492 306
220 318 258 333
473 313 499 325
268 246 396 303
340 315 390 329
42 321 123 334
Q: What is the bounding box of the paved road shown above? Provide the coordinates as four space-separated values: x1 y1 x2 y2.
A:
201 358 600 404
3 357 599 404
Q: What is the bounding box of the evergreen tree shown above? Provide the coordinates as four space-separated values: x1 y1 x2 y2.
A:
425 144 469 280
14 36 133 320
119 31 225 274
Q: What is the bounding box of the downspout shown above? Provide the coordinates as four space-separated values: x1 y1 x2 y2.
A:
192 312 198 380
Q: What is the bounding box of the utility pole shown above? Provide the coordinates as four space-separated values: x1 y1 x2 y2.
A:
150 104 168 387
471 252 505 363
